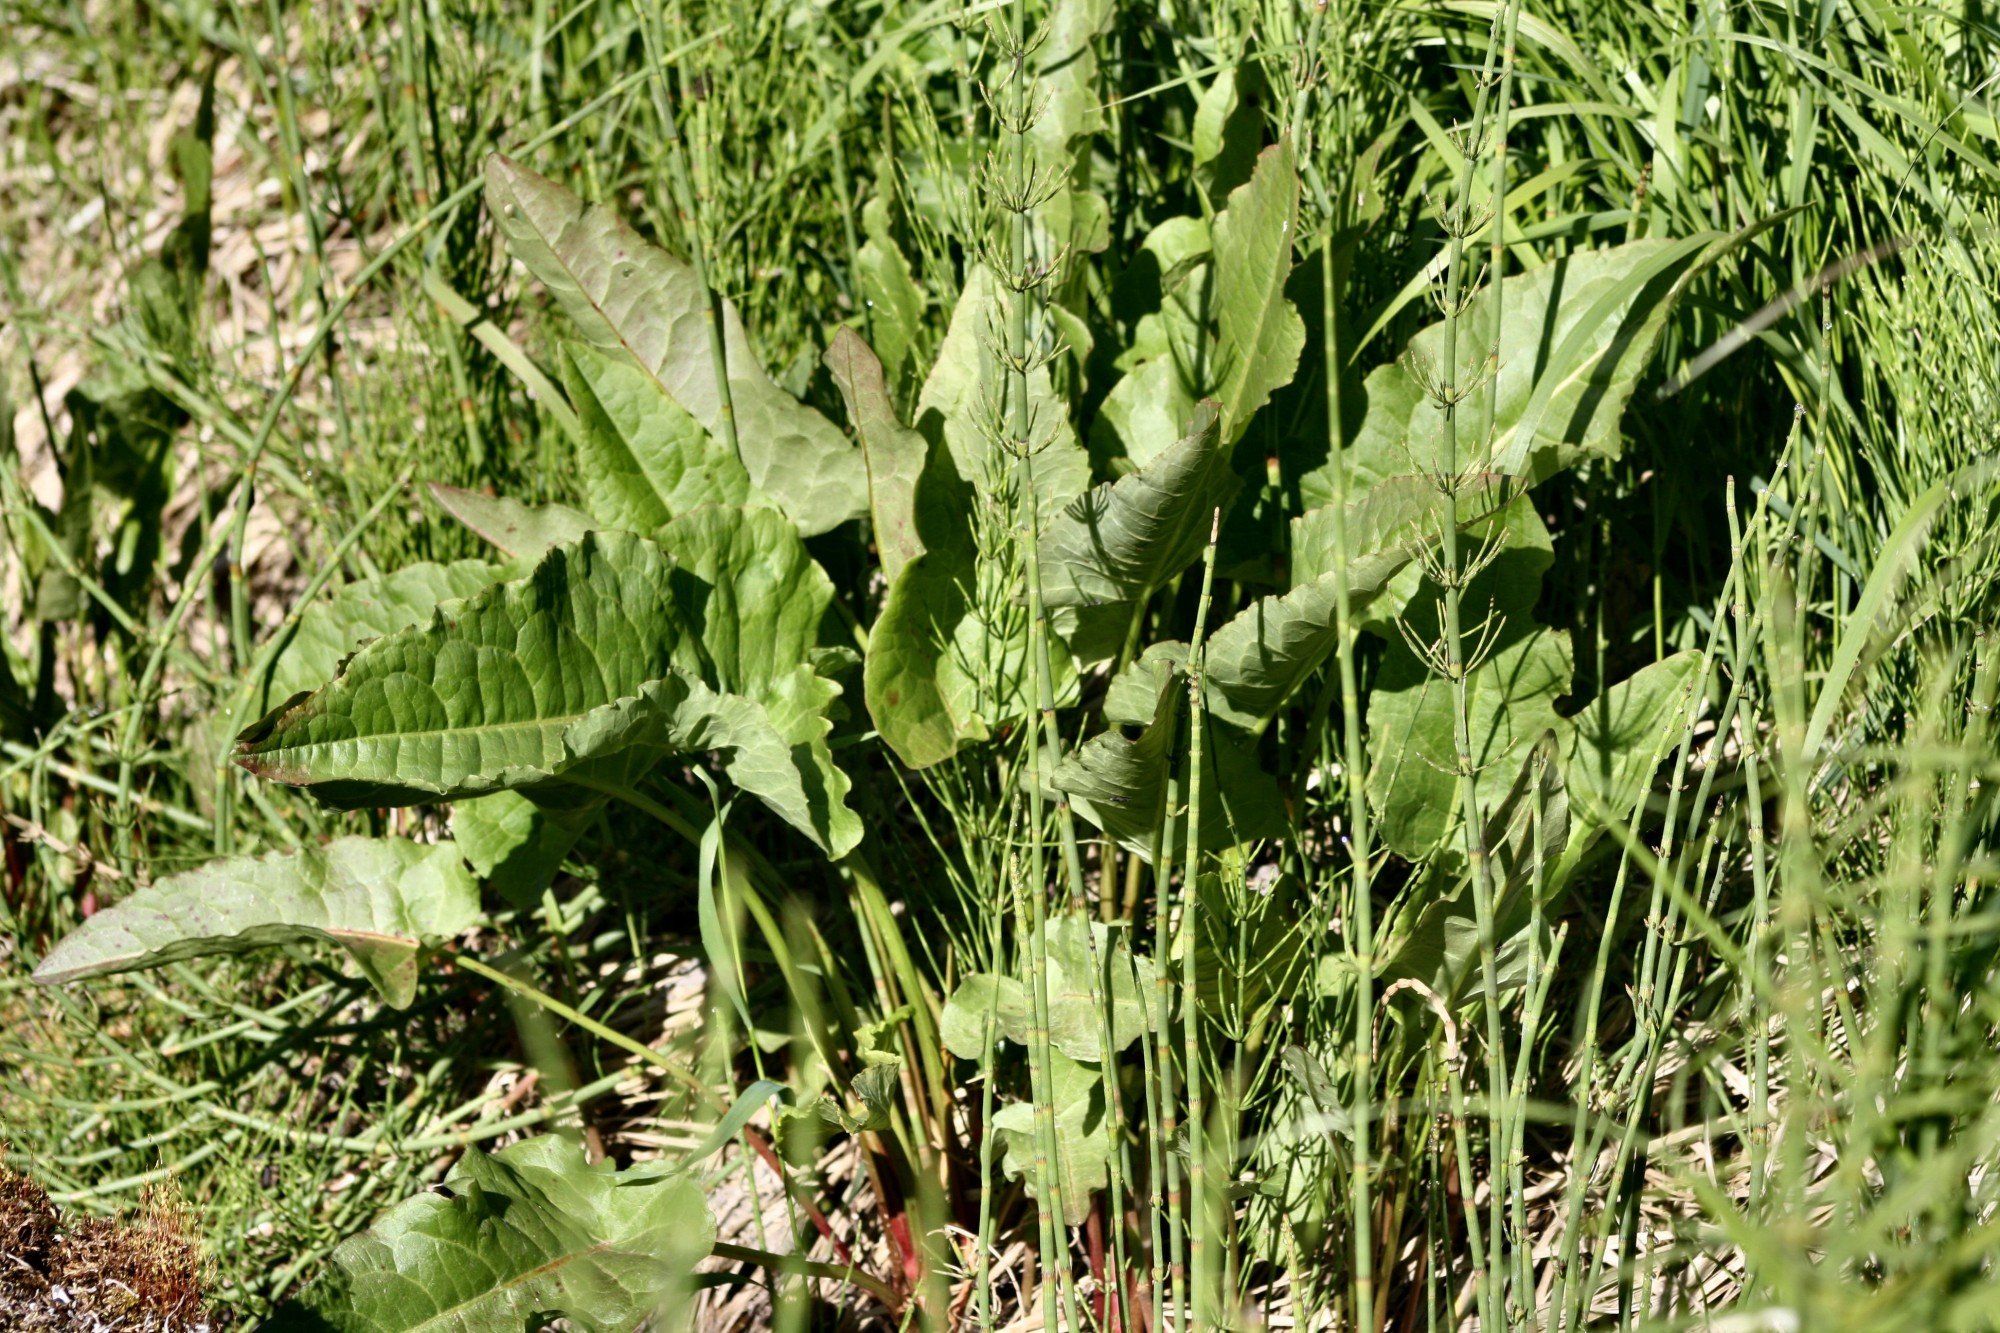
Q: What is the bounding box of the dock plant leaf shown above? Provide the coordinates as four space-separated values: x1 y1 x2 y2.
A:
33 836 481 1008
278 1134 714 1331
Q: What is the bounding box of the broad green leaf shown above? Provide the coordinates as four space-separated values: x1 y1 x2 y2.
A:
562 342 762 530
1376 743 1568 1006
450 791 594 909
237 527 858 855
1028 0 1115 254
993 1049 1111 1227
1281 1045 1355 1141
1304 238 1706 511
864 544 1075 770
430 483 595 561
649 505 837 700
938 973 1030 1061
1092 217 1212 469
939 918 1153 1063
1193 65 1263 199
1288 472 1516 589
1201 518 1435 741
1040 916 1155 1061
825 327 929 584
1040 401 1237 609
267 559 510 707
1053 647 1288 859
1201 577 1352 739
33 837 480 1009
1364 511 1568 861
856 238 924 398
865 551 990 769
1210 139 1305 443
281 1134 713 1332
1558 648 1702 831
1096 356 1200 473
914 264 1089 529
485 155 866 536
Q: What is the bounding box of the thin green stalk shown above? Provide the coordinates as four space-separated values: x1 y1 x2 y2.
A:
638 0 740 463
1728 480 1775 1212
1317 219 1380 1333
1153 765 1187 1332
1428 6 1513 1318
998 0 1086 1319
975 854 1010 1333
1181 508 1222 1328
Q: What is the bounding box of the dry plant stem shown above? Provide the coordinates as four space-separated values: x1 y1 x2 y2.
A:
709 1240 904 1314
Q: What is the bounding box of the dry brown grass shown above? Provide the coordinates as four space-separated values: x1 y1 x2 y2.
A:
0 1156 220 1331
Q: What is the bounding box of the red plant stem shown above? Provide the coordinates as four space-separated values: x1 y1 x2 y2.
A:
742 1126 854 1269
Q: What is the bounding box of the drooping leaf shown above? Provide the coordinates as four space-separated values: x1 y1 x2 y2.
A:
1303 237 1709 512
33 837 481 1009
485 155 866 536
430 483 595 561
1053 646 1288 859
236 526 859 855
1039 401 1237 609
825 328 929 584
1201 509 1438 742
280 1134 714 1332
266 559 511 708
1209 139 1305 443
993 1049 1111 1227
562 342 762 530
1199 475 1533 740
